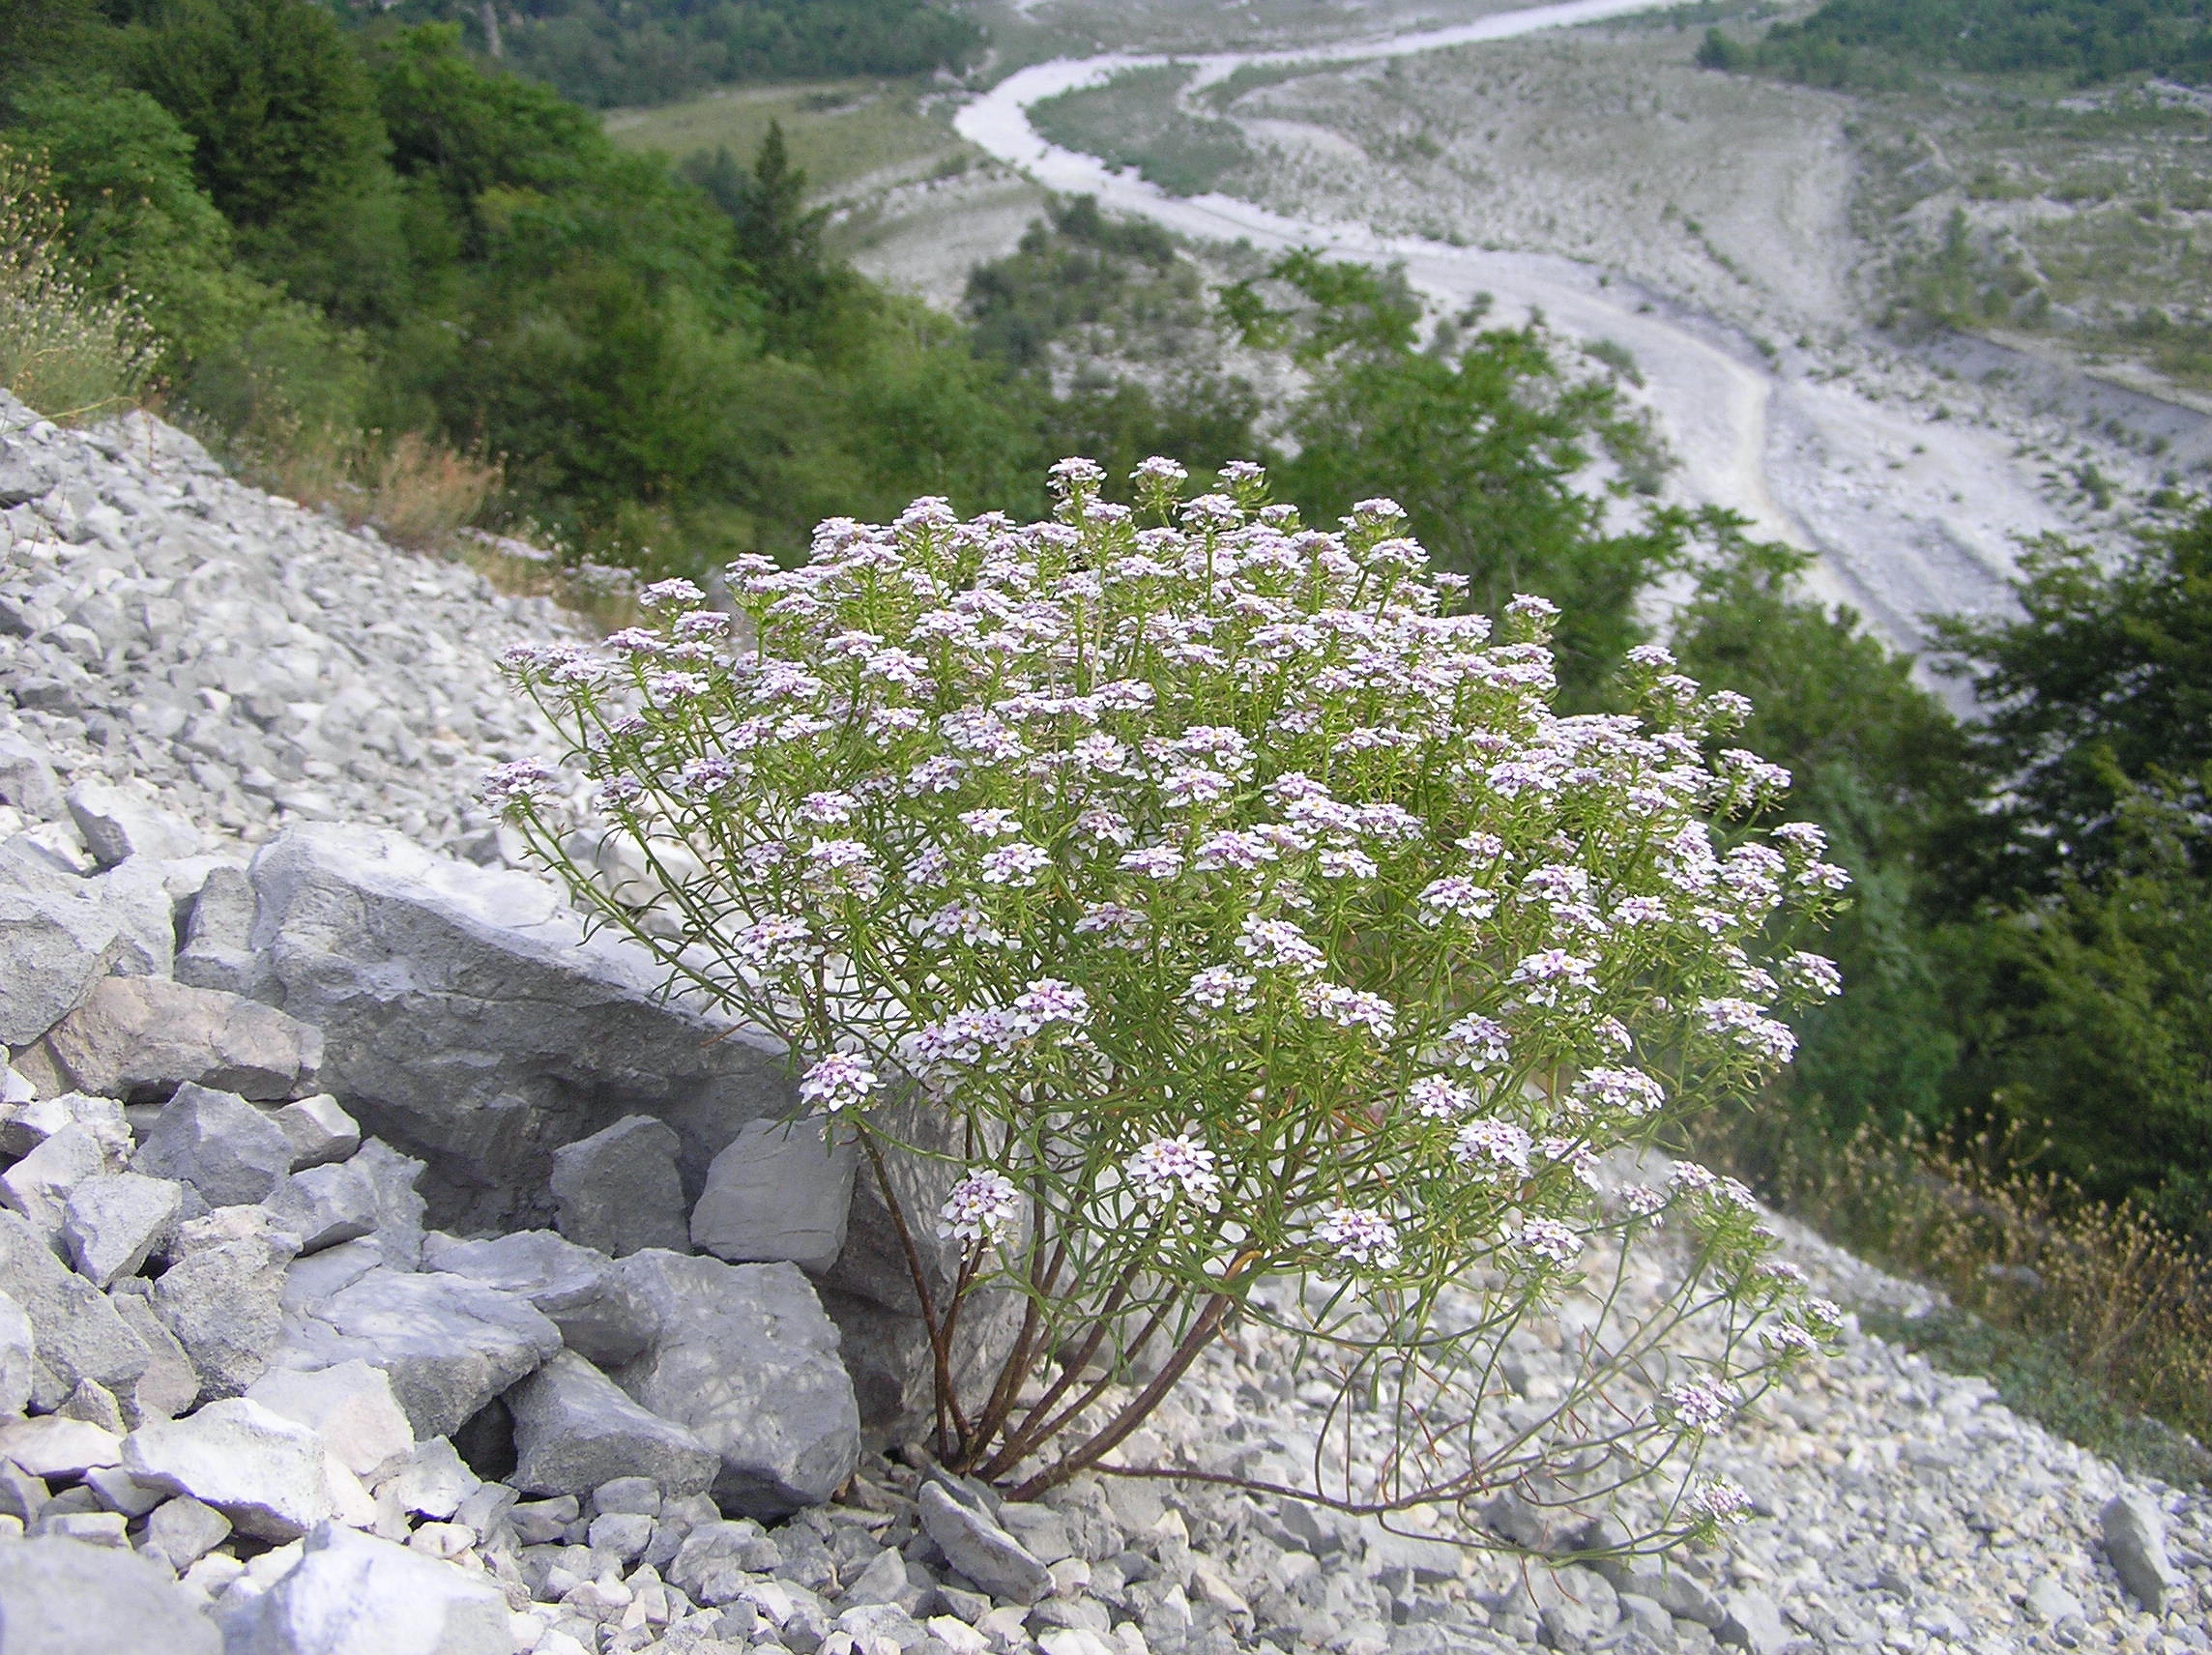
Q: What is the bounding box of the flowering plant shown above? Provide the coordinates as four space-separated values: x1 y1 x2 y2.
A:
492 458 1848 1547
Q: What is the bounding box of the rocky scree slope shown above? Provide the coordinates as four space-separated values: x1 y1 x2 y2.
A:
0 397 2207 1655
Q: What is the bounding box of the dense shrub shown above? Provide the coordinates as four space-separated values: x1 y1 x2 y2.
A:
496 460 1847 1526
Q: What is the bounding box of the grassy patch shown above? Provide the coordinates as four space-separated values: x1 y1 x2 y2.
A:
1703 1113 2212 1487
1031 65 1254 197
604 80 967 194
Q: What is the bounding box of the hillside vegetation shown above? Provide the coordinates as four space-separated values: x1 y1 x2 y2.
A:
1728 0 2212 87
348 0 981 108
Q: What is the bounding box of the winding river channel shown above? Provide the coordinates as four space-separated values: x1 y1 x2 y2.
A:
954 1 2081 647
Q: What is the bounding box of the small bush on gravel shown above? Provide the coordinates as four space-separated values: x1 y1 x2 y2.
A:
492 459 1848 1551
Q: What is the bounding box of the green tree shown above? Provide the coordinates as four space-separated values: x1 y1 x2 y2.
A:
1933 509 2212 902
117 0 406 316
680 123 830 323
1230 251 1692 698
1956 781 2212 1240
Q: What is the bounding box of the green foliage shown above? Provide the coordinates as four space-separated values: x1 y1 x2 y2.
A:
1670 539 1970 1138
959 196 1260 496
1755 0 2212 88
964 195 1183 369
1696 28 1746 72
114 0 405 315
359 0 983 109
1232 253 1692 700
1933 509 2212 899
1674 505 2212 1288
679 123 831 324
1951 781 2212 1236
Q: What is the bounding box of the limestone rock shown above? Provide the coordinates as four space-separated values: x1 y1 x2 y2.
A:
273 1094 360 1171
64 779 203 870
0 1533 221 1655
1718 1587 1789 1655
0 1210 150 1411
0 733 64 819
29 976 322 1102
690 1115 858 1274
174 863 258 995
131 1082 295 1207
60 1172 182 1288
0 1415 121 1478
0 1121 108 1238
0 1090 128 1160
378 1436 478 1521
140 1494 232 1571
0 882 122 1047
2101 1490 2178 1611
107 1291 199 1425
419 1228 655 1367
917 1482 1053 1606
613 1252 859 1518
0 1289 35 1414
263 1160 380 1255
218 1520 511 1655
550 1114 689 1258
152 1206 297 1400
347 1139 426 1268
123 1397 346 1540
241 823 797 1231
247 1361 415 1482
288 1266 562 1438
509 1349 719 1499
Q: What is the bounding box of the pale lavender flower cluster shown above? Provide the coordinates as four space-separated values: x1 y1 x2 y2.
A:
799 1053 880 1113
1662 1376 1739 1431
1125 1135 1224 1211
938 1169 1020 1242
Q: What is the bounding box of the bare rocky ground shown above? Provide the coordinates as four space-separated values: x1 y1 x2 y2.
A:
2 388 2210 1653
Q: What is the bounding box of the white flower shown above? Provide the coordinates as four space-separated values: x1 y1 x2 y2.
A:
1316 1205 1401 1270
1407 1076 1474 1119
979 842 1052 887
1697 998 1798 1062
1786 950 1843 998
1299 982 1396 1039
1182 967 1258 1016
959 808 1024 838
800 791 859 825
1007 978 1091 1036
1572 1067 1666 1117
731 915 813 973
939 1169 1021 1241
1685 1476 1754 1526
1443 1014 1512 1072
1514 1217 1584 1264
1124 1135 1222 1211
1159 768 1232 809
1075 902 1150 946
1236 915 1325 975
1451 1118 1531 1177
1509 949 1598 1007
1661 1377 1737 1432
639 577 706 610
1417 877 1497 925
480 759 561 809
1120 846 1185 880
799 1053 880 1113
